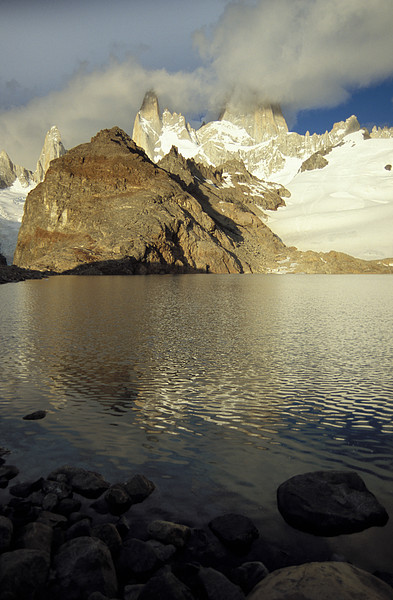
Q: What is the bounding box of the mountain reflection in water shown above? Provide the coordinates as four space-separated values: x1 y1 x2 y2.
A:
0 274 392 571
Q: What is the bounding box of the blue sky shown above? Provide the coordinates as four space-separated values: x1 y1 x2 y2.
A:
1 0 392 168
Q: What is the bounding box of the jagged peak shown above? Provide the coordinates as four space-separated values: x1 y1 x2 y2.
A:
33 125 66 183
219 101 288 143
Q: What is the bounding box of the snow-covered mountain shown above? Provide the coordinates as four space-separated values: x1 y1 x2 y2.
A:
266 131 393 260
0 126 66 263
132 92 393 260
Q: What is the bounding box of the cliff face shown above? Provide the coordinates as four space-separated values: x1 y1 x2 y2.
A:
14 127 287 274
13 127 393 275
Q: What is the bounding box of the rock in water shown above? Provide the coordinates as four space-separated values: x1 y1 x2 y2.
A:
277 470 389 536
246 562 393 600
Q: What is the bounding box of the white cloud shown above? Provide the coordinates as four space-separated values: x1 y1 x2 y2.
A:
195 0 393 112
0 59 212 169
1 0 393 169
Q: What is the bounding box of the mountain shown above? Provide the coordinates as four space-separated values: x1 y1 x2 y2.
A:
13 127 392 275
132 91 393 260
266 131 393 261
131 91 362 182
0 126 66 263
33 125 66 183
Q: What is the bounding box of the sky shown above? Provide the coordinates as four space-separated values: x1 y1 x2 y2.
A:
1 0 393 169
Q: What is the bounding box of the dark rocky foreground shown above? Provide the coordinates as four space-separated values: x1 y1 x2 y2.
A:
0 452 392 600
0 262 52 285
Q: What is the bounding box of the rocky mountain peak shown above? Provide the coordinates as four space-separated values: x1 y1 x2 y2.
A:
132 91 162 160
219 102 289 143
34 125 66 183
0 149 32 189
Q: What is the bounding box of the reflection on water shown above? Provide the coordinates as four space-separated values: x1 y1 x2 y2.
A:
1 274 393 570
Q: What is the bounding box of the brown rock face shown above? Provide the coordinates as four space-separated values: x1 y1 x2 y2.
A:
13 127 393 275
14 127 276 274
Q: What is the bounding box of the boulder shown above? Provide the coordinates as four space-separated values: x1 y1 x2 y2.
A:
124 473 155 504
117 538 160 582
197 566 245 600
277 470 389 535
0 516 13 553
138 568 195 600
208 513 259 553
104 483 132 514
147 519 191 548
231 561 269 595
53 536 118 600
0 465 19 488
22 409 47 420
91 523 122 556
0 548 50 599
246 561 393 600
48 465 110 498
16 522 53 554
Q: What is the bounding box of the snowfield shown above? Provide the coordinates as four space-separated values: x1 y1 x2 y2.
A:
0 181 34 264
266 132 393 260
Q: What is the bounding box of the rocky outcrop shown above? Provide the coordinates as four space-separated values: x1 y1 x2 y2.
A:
219 102 288 143
33 125 66 183
371 125 393 139
12 127 393 276
0 150 32 189
277 471 389 536
247 562 393 600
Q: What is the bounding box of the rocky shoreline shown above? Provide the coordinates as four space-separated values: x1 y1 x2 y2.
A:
0 447 392 599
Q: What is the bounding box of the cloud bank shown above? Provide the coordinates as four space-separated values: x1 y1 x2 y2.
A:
195 0 393 111
1 0 393 168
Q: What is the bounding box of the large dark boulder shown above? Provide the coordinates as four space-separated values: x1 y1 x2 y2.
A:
208 513 259 553
48 465 110 498
0 548 50 599
247 561 393 600
52 536 118 599
277 470 389 536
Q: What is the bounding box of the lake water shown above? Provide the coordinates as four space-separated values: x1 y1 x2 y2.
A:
0 274 392 572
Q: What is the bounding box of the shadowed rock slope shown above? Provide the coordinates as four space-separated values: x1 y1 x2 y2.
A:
13 127 393 275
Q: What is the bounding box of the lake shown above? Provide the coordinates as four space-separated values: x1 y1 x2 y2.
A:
0 274 392 572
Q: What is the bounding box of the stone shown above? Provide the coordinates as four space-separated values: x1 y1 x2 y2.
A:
37 510 68 528
277 470 389 536
42 478 73 499
55 496 82 516
0 549 50 599
65 517 92 540
146 539 177 562
0 516 13 553
124 473 155 504
42 491 59 511
124 583 145 600
53 536 118 600
9 478 43 498
16 522 53 554
105 483 132 514
147 519 191 548
117 538 160 582
116 515 131 538
138 568 195 599
48 465 110 498
231 561 269 595
22 409 47 420
92 523 122 556
0 465 19 488
208 513 259 553
247 561 393 600
197 566 245 600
